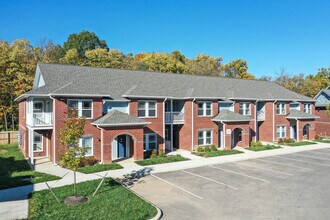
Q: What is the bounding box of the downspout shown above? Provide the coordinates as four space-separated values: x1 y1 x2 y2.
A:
191 98 196 151
296 118 299 142
50 95 56 164
272 100 276 142
96 125 103 163
163 98 167 151
255 100 259 141
220 121 225 149
170 99 174 151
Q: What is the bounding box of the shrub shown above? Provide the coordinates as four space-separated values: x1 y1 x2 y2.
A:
284 138 295 143
144 150 152 159
150 150 158 158
158 149 165 157
315 135 322 140
278 138 284 144
81 156 99 166
197 146 204 152
250 141 263 147
210 145 218 151
204 146 211 152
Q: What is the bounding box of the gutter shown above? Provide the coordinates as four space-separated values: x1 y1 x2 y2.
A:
255 100 259 141
191 98 196 151
163 98 167 151
49 95 56 164
272 100 276 142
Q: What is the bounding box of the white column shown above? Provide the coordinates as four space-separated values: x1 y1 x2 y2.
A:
29 129 34 165
170 99 173 151
296 119 299 142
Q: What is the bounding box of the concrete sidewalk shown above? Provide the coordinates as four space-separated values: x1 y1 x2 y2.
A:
1 142 330 219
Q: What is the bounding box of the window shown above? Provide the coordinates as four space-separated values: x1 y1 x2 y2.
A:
144 133 158 150
138 101 156 117
33 101 43 113
33 134 43 152
304 103 311 114
276 102 286 115
276 126 286 138
219 102 234 112
290 103 299 110
239 102 251 115
79 137 93 156
68 100 93 118
198 101 212 116
198 130 212 145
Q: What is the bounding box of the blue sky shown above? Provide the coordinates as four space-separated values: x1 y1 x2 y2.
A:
0 0 329 77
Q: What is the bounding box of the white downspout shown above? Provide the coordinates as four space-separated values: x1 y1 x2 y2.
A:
296 118 299 142
220 121 225 150
255 100 259 141
170 99 174 151
272 100 276 142
191 98 196 151
163 98 167 151
50 95 56 164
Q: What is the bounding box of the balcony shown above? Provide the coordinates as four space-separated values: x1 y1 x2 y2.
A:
257 110 265 121
165 111 184 124
27 112 53 127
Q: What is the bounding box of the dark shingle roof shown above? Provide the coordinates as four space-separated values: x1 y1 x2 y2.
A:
22 63 315 101
212 109 252 122
286 109 319 119
92 110 149 127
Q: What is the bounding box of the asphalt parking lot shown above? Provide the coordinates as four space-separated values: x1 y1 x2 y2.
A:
132 148 330 220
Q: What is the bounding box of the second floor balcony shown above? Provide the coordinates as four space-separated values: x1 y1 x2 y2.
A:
165 111 184 124
27 112 53 127
26 98 53 128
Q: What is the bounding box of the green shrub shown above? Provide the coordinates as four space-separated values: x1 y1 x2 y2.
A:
278 138 284 144
144 150 152 159
81 156 99 166
150 150 158 158
204 146 211 152
284 138 295 143
250 141 263 147
158 149 165 157
197 146 204 152
210 145 218 151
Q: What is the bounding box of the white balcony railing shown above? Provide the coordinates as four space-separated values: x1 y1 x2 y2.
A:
257 110 265 121
27 112 53 127
165 111 184 124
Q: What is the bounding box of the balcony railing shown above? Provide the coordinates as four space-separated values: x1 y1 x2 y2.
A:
165 111 184 124
257 110 265 121
27 112 53 127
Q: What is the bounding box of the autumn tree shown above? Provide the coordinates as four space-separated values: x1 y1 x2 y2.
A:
60 48 80 64
58 112 86 196
221 59 255 79
185 54 222 76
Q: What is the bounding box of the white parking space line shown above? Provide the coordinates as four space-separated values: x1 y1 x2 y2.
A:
209 165 270 183
307 151 330 157
294 153 330 161
151 174 204 200
255 158 314 171
273 156 330 167
181 170 238 190
233 162 293 176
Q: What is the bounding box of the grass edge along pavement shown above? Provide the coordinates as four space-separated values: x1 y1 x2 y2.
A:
136 154 189 166
77 163 123 174
192 149 244 158
0 143 60 190
28 178 158 220
247 145 281 151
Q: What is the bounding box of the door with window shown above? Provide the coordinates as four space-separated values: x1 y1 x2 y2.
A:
117 135 127 158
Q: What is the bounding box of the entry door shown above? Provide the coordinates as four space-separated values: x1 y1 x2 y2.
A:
117 135 126 158
219 128 223 148
290 125 297 140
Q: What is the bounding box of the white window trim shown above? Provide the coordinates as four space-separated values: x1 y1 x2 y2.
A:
276 125 286 138
197 101 213 117
33 101 44 113
276 102 286 115
304 103 311 114
33 134 43 152
144 133 158 151
198 129 213 146
79 137 93 156
239 102 251 116
138 100 157 118
67 99 93 119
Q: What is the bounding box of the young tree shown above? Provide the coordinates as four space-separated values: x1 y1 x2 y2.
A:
58 112 86 196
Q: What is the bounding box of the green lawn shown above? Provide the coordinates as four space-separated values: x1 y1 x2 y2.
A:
28 178 157 220
77 163 123 174
315 139 330 144
247 145 281 152
283 141 317 146
0 144 60 190
193 149 244 157
136 155 189 166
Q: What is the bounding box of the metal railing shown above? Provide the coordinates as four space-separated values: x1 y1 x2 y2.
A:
165 111 184 123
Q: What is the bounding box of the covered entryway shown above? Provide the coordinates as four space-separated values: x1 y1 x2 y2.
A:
231 128 243 149
303 124 311 140
290 120 297 140
112 134 134 160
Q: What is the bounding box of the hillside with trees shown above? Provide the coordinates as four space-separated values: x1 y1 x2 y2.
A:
0 30 329 130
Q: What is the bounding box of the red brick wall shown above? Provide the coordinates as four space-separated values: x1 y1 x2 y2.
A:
258 102 275 142
129 99 165 150
315 107 330 136
274 102 291 141
102 126 144 163
179 100 193 150
52 98 102 163
33 130 52 158
192 100 219 149
297 120 315 141
223 122 250 149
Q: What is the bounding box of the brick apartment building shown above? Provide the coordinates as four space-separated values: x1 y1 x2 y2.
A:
17 63 319 164
314 86 330 136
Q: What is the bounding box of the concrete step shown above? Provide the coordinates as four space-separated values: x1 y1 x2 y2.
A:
34 156 51 165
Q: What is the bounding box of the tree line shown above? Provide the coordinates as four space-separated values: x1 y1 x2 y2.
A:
0 30 329 130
